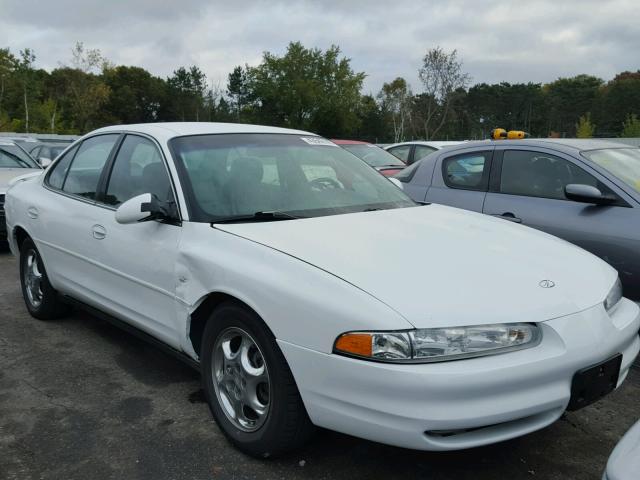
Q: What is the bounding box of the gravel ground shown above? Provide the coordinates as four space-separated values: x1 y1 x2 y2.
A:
0 250 638 480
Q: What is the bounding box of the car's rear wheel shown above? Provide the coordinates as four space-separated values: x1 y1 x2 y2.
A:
19 238 69 320
201 302 314 457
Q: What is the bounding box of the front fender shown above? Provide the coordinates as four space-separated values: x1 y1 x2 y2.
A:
175 222 413 359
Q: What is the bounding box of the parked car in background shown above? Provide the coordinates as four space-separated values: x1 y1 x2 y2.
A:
385 140 466 165
0 140 42 242
394 139 640 299
29 143 68 167
0 136 40 148
332 139 405 176
603 420 640 480
5 123 639 458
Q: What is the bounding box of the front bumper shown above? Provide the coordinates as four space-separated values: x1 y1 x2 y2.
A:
279 299 640 451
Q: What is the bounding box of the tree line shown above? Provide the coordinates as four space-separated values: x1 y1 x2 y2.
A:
1 41 639 141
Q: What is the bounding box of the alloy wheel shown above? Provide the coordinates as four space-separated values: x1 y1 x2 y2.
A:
212 327 271 432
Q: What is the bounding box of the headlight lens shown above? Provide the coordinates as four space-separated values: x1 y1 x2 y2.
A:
604 278 623 313
334 323 541 363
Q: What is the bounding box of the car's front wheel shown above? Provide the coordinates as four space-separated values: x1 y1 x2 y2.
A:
19 238 68 320
201 302 314 457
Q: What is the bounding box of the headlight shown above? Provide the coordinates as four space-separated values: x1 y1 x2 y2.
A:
604 278 623 313
334 323 541 363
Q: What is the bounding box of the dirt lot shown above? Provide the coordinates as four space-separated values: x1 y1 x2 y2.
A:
0 251 638 480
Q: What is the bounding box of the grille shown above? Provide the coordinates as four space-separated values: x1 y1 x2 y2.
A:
0 194 4 213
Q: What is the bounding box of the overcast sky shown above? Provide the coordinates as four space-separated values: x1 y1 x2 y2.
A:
1 0 638 94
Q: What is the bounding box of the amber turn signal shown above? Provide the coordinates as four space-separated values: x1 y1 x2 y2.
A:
334 333 373 357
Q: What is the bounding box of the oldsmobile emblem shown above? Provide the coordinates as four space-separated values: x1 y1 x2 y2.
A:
539 280 555 288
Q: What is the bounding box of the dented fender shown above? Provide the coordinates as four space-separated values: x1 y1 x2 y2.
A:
174 222 413 360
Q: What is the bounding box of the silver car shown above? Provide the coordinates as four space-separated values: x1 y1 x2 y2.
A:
394 139 640 299
0 140 42 242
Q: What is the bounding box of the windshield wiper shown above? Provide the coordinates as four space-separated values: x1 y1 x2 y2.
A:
212 211 304 224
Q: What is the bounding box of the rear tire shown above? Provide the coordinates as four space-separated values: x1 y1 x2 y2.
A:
201 301 315 457
19 238 69 320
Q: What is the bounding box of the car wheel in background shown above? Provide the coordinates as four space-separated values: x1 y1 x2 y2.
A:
201 301 315 457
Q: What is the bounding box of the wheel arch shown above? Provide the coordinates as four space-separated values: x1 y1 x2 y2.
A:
189 291 273 358
13 225 31 251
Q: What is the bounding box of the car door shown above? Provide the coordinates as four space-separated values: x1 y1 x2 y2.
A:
34 134 121 302
424 147 494 212
88 134 183 346
483 146 640 296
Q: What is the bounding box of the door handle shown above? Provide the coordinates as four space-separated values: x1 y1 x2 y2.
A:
91 224 107 240
493 212 522 223
27 207 39 219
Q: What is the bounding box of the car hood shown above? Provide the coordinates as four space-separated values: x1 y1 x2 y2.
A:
215 205 616 328
0 168 42 192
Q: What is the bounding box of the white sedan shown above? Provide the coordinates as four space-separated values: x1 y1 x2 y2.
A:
5 122 640 457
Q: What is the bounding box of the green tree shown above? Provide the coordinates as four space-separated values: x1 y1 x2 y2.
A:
246 42 365 137
0 48 17 121
595 71 640 136
621 113 640 137
166 66 208 121
227 65 250 122
378 77 412 142
414 47 470 139
102 66 166 124
17 49 36 132
353 94 387 143
575 113 595 138
545 75 603 137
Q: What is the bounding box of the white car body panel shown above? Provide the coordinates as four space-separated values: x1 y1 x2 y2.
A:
5 122 640 452
0 168 42 194
217 205 617 328
281 299 639 450
604 420 640 480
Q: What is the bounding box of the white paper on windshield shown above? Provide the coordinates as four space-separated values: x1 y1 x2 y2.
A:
300 137 338 147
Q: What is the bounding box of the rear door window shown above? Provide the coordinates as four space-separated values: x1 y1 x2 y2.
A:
62 135 119 200
442 152 491 191
104 135 172 206
388 145 411 163
46 144 79 189
414 145 436 162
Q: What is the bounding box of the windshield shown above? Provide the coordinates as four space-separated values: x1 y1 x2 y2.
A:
341 144 405 167
0 144 40 169
170 134 415 222
582 148 640 194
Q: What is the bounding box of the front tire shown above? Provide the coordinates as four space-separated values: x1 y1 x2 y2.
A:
201 302 314 457
19 238 69 320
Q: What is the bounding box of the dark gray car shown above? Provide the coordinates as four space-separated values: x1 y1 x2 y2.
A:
395 139 640 299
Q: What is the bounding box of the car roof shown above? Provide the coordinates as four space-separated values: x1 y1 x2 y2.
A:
91 122 317 141
387 140 467 149
0 140 17 146
331 139 370 145
441 138 634 153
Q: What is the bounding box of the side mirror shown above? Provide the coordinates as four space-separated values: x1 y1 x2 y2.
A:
39 157 52 167
115 193 168 224
564 184 616 205
388 177 403 189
